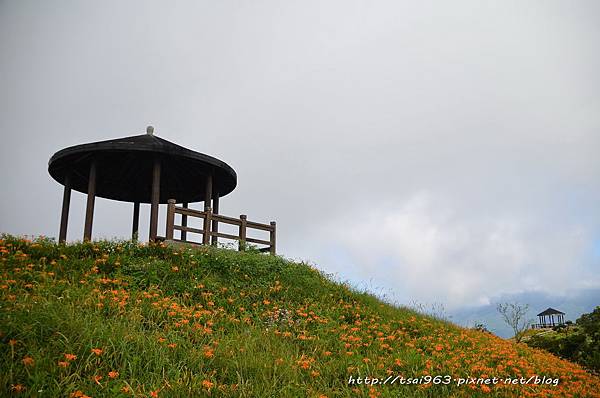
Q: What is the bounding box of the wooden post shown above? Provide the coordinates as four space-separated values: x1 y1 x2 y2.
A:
149 158 161 242
166 199 175 240
239 214 247 251
202 173 213 246
204 173 213 210
58 173 71 243
269 221 276 255
203 207 212 245
181 202 188 241
132 202 140 240
211 193 219 246
83 160 96 241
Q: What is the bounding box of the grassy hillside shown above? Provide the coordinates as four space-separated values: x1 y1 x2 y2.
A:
1 235 599 398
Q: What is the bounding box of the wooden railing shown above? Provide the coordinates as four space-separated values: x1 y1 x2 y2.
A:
165 199 276 254
531 322 564 329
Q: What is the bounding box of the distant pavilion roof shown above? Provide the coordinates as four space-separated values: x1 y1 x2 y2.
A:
537 307 565 317
48 133 237 204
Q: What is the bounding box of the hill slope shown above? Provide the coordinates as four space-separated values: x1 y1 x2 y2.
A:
1 235 599 397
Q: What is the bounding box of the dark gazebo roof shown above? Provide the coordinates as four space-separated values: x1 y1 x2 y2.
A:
537 307 564 317
48 132 237 204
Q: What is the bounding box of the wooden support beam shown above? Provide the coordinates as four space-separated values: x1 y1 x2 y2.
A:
149 158 161 242
239 214 247 251
181 202 188 241
201 174 213 246
58 173 71 243
203 207 212 245
269 221 276 255
209 231 240 241
211 193 219 246
204 173 213 210
166 199 176 240
174 207 206 218
245 236 271 245
174 225 205 235
211 213 242 226
83 160 97 241
132 202 140 241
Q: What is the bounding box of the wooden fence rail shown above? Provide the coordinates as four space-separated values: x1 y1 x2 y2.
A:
165 199 276 254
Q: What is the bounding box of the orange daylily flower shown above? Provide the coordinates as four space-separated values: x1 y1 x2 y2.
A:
22 356 34 366
91 348 103 356
10 384 25 393
299 361 311 369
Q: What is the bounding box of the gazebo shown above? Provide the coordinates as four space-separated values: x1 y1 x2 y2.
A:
535 308 566 328
48 127 276 253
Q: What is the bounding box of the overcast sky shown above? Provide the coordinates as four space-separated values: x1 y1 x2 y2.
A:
1 1 599 311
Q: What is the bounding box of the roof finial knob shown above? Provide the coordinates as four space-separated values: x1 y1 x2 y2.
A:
146 125 154 135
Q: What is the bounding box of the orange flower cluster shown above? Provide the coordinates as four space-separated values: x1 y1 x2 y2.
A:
2 237 600 398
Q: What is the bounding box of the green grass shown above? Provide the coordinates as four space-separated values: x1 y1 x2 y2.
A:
1 235 599 398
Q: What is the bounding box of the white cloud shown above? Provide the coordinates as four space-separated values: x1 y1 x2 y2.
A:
316 192 597 309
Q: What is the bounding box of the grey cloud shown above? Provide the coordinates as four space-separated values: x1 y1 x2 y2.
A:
1 0 599 310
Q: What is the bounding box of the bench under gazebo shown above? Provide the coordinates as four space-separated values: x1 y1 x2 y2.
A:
48 126 276 254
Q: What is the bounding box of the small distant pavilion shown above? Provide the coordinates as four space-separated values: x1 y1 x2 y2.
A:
48 126 237 243
536 308 566 328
